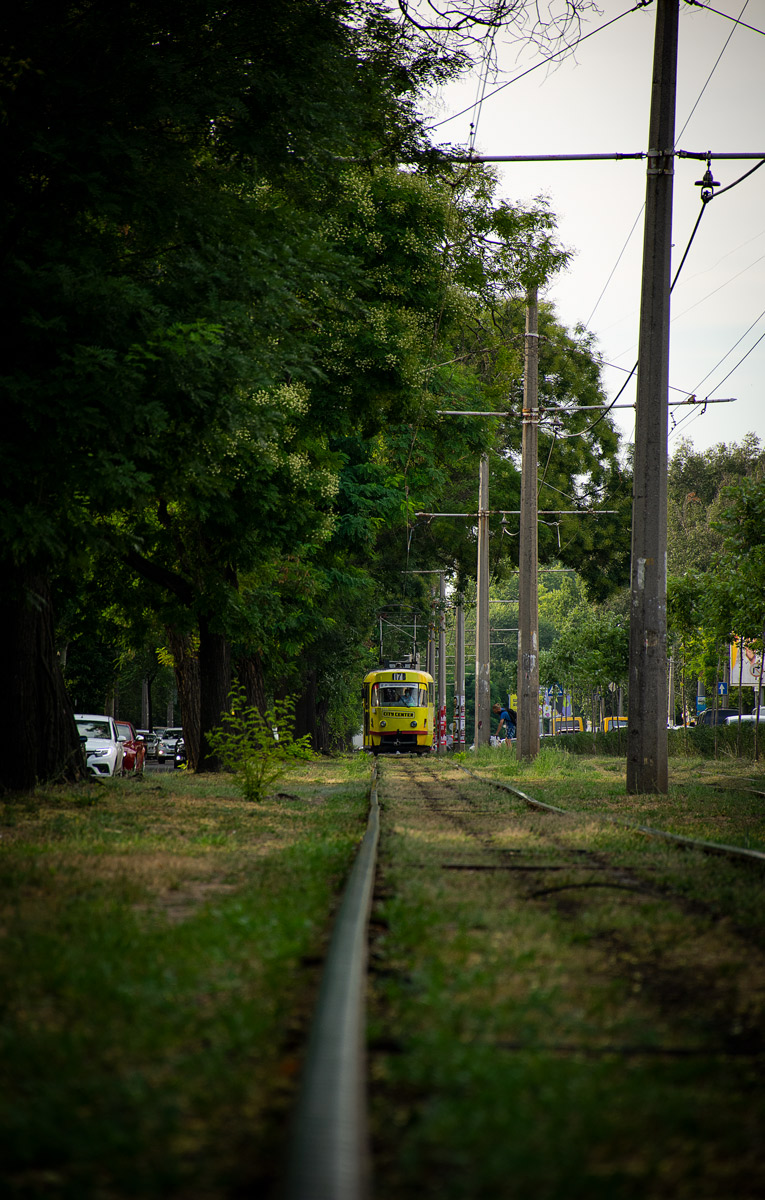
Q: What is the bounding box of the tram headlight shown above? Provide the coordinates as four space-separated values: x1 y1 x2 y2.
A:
379 720 387 728
410 721 417 728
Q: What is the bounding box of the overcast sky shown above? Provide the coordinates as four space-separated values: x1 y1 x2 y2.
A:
420 0 764 456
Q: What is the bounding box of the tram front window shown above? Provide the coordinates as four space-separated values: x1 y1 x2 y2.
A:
371 684 426 708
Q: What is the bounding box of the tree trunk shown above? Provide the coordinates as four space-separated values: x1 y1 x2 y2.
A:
293 669 336 753
0 564 86 792
237 652 268 715
196 618 232 772
167 629 200 769
294 668 319 752
315 693 333 754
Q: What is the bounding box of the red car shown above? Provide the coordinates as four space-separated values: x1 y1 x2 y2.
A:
115 721 147 774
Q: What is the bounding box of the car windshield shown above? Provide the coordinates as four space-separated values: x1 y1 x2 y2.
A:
77 720 111 739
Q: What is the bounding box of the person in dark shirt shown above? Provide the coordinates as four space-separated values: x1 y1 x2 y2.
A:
493 702 517 745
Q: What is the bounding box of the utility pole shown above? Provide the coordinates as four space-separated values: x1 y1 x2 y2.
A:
438 573 447 755
667 655 674 726
627 0 679 794
475 453 491 747
426 597 436 681
517 287 540 761
455 596 465 752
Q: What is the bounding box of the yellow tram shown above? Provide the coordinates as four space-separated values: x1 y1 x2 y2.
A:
362 665 435 755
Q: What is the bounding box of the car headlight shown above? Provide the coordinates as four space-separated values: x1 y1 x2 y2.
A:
89 749 109 757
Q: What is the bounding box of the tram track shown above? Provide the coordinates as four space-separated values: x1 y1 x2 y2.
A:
287 755 765 1198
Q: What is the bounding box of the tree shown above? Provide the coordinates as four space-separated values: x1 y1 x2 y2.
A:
668 435 764 576
0 0 463 787
666 436 765 719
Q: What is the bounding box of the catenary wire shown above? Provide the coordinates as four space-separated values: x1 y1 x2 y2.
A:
588 0 753 328
675 0 751 143
427 2 653 131
684 0 765 38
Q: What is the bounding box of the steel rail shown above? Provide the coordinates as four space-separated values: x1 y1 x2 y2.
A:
456 763 765 866
286 763 380 1200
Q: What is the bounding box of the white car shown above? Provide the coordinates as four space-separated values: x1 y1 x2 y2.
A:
75 714 125 777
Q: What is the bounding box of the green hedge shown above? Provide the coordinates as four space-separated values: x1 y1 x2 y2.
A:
546 723 762 759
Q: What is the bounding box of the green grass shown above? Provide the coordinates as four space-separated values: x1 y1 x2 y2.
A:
0 760 370 1199
4 751 765 1198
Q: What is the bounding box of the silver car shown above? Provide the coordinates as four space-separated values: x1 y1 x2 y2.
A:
75 714 125 777
157 727 184 764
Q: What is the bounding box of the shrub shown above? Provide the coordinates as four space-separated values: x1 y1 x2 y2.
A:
207 684 312 801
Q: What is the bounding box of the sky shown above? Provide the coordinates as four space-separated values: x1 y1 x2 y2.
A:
418 0 764 456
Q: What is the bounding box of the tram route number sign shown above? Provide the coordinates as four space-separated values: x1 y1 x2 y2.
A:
391 672 407 681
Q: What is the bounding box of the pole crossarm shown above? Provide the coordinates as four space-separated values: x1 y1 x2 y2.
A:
437 398 734 417
414 510 618 517
447 150 765 164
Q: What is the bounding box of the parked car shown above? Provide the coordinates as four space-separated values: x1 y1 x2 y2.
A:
115 721 147 773
696 708 739 726
140 729 161 758
724 713 764 725
157 728 184 764
75 714 124 777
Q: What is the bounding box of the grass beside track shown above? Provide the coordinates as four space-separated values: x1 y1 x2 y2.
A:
0 759 370 1200
369 750 765 1200
3 750 765 1199
460 743 765 851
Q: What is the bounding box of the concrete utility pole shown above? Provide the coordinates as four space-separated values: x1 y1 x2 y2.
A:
455 596 466 752
517 287 540 761
667 655 674 727
475 453 491 747
627 0 679 794
426 595 436 681
438 573 447 755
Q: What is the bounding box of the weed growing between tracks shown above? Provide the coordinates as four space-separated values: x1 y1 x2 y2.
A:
369 756 765 1199
0 758 370 1199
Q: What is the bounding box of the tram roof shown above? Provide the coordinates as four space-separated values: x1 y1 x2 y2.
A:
363 667 433 684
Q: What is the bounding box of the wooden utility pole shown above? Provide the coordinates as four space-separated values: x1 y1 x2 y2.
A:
475 453 491 747
627 0 679 794
517 288 540 761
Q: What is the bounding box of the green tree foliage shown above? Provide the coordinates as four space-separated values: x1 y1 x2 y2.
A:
543 607 629 725
666 436 764 715
1 1 636 788
668 434 764 576
0 0 465 786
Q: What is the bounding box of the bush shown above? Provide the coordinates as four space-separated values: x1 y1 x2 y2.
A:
547 723 762 760
207 684 312 801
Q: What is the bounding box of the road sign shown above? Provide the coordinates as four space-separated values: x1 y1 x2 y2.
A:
718 681 728 696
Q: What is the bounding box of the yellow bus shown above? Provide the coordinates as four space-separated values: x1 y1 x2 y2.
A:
550 715 584 735
602 716 628 733
362 666 435 756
